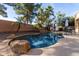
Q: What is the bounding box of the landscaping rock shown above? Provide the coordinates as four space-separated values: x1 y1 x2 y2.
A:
9 39 31 55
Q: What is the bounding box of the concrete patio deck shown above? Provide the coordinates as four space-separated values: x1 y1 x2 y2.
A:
0 33 79 56
26 37 79 56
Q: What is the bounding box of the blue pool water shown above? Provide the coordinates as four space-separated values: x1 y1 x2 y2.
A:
20 32 63 48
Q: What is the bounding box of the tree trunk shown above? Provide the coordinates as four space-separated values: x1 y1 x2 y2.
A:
16 23 21 33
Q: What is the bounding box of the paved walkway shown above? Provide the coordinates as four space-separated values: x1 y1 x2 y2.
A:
0 33 79 56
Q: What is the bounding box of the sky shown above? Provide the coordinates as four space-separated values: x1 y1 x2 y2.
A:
42 3 79 16
1 3 79 21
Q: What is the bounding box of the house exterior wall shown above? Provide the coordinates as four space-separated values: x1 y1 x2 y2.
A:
0 20 35 33
75 13 79 33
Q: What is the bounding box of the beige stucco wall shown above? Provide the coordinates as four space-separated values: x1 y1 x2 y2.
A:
75 13 79 33
0 20 35 33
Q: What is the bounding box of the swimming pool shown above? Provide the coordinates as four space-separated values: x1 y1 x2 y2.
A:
19 32 63 48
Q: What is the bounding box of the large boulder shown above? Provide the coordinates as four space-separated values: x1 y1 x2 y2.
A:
9 39 31 55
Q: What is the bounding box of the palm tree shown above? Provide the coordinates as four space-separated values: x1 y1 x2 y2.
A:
56 11 65 26
35 6 55 31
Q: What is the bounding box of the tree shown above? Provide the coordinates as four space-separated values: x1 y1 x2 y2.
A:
6 3 41 33
6 3 41 24
15 17 23 33
66 16 75 26
0 4 7 17
56 11 65 26
35 6 55 31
